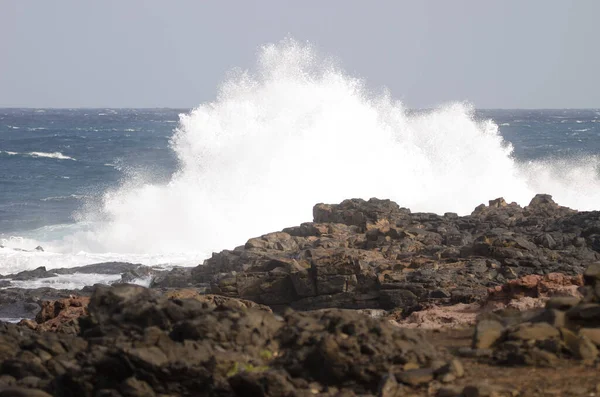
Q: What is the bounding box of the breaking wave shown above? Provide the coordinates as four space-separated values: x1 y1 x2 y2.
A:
5 39 600 266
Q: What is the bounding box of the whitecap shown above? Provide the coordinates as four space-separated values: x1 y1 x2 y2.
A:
40 194 89 202
27 152 76 161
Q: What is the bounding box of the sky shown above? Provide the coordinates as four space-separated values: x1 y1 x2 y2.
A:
1 1 599 109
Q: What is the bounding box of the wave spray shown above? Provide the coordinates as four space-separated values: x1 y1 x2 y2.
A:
55 39 600 257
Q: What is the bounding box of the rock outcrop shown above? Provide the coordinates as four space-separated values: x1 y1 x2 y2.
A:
468 262 600 366
0 284 462 396
185 195 598 315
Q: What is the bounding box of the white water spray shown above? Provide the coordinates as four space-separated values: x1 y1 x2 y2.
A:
3 39 600 274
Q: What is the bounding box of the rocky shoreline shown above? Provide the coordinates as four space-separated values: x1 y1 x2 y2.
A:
0 194 599 396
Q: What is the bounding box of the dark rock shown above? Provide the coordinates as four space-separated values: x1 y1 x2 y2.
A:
9 267 56 281
396 368 434 386
0 388 52 397
180 195 600 315
51 262 145 275
149 267 194 288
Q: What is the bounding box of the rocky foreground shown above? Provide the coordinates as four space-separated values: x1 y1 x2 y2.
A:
1 195 600 396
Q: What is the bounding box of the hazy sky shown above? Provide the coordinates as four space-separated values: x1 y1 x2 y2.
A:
1 1 599 109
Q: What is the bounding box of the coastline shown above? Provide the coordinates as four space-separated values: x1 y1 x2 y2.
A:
0 194 599 395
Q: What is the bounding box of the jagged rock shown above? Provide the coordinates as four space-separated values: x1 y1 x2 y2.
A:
149 267 194 288
0 284 456 396
475 262 600 365
6 267 56 281
176 195 600 315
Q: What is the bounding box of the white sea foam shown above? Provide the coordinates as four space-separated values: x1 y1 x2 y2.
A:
2 151 77 160
40 194 89 202
7 273 123 290
28 151 76 160
2 39 600 284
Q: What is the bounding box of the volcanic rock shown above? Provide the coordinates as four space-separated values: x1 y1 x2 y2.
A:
0 284 456 396
178 195 600 316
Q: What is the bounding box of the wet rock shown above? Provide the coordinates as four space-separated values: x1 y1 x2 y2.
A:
51 262 145 275
8 267 56 281
149 267 194 288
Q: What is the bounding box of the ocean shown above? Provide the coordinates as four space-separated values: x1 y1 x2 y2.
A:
1 43 600 288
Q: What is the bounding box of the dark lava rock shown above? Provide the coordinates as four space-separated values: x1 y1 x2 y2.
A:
1 267 57 282
149 267 195 289
0 288 86 321
0 284 455 396
51 262 145 275
175 194 600 314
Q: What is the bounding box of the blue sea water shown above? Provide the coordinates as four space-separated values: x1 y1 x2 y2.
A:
0 109 183 233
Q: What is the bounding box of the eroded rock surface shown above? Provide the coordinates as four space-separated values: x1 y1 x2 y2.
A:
185 195 599 314
0 284 460 396
467 262 600 366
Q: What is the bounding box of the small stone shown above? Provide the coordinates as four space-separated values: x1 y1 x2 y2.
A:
17 376 41 389
378 373 402 397
566 304 600 327
439 373 456 383
531 309 566 328
0 388 53 397
509 322 560 341
526 348 559 367
583 262 600 285
473 320 504 349
462 384 495 397
437 386 463 397
397 368 435 386
457 347 493 358
435 359 464 379
448 359 464 378
402 362 420 370
560 328 599 360
580 328 600 347
545 296 580 311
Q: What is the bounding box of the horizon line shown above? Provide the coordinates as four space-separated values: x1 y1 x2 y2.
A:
1 106 599 111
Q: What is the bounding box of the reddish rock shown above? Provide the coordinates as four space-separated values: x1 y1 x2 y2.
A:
486 273 583 304
394 303 481 329
19 296 90 334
